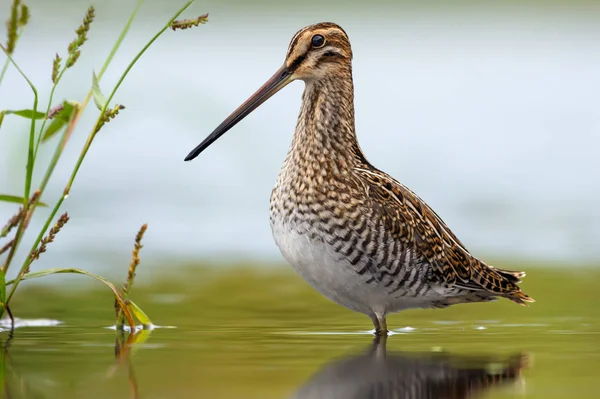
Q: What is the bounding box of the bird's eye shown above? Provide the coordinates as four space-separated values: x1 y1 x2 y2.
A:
311 34 325 48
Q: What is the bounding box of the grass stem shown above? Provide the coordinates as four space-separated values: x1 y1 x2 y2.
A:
4 0 197 313
0 45 38 288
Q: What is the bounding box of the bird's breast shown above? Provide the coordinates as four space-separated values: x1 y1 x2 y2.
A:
269 170 450 314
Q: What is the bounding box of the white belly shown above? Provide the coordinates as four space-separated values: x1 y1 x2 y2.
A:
270 218 436 316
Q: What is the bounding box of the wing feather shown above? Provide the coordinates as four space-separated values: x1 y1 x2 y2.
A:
354 166 533 303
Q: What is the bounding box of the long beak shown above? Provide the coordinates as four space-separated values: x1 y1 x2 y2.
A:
184 64 293 161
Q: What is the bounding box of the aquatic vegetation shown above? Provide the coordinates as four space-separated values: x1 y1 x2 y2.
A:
0 0 207 329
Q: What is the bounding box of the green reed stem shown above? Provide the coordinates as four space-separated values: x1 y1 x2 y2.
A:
0 32 23 89
100 0 144 80
0 47 38 207
37 107 76 194
65 0 195 193
33 69 66 157
0 46 38 281
5 0 196 309
0 59 9 89
37 0 145 194
4 195 63 306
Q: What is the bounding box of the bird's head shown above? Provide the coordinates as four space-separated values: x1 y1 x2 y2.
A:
184 22 352 161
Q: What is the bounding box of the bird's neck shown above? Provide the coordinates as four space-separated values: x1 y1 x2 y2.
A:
288 74 365 170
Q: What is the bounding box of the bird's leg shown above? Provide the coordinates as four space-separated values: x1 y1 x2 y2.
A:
369 314 380 334
370 313 389 336
376 313 388 336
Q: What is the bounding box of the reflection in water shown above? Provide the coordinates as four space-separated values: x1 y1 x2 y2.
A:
292 336 529 399
111 330 148 399
0 329 148 399
0 330 45 399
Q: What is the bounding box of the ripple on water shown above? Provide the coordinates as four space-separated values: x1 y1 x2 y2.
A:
0 318 62 331
105 324 177 332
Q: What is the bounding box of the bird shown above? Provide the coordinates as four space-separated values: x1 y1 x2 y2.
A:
291 335 530 399
185 22 534 335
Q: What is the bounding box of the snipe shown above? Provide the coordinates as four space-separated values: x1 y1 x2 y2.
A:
185 22 534 335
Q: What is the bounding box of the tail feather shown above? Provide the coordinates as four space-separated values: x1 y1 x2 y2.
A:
507 289 535 306
492 266 535 305
494 267 526 284
457 262 535 305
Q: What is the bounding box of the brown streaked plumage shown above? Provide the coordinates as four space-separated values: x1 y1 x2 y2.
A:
185 22 534 335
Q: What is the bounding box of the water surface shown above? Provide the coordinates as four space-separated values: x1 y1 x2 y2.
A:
2 265 598 398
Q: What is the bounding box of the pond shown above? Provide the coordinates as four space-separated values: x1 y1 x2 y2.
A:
2 265 598 398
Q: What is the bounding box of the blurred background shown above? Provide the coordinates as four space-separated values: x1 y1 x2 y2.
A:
1 0 599 279
1 1 599 398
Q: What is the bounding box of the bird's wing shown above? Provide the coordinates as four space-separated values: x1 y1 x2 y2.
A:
353 166 533 303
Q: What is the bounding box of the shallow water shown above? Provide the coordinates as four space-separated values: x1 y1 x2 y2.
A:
1 266 598 398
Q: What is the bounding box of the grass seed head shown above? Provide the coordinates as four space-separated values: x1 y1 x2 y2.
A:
65 6 95 68
94 104 125 134
28 212 69 267
18 3 29 27
170 14 208 31
51 53 62 83
47 102 64 119
5 0 20 54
